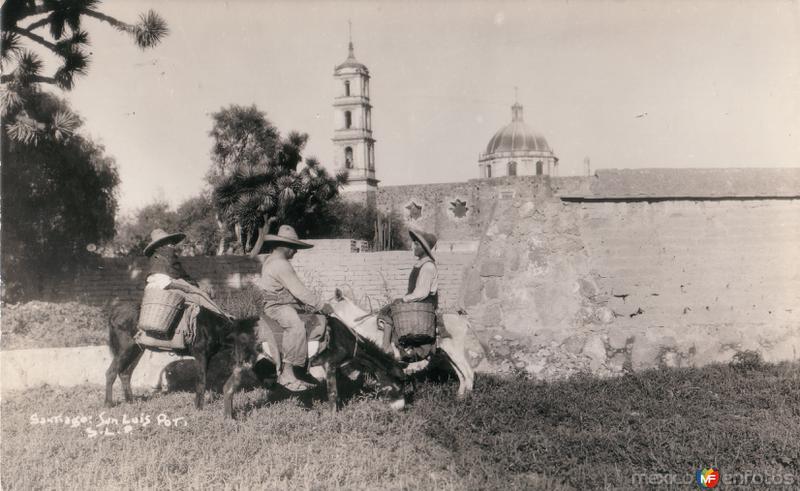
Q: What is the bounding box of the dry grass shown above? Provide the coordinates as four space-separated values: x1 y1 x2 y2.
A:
2 358 799 490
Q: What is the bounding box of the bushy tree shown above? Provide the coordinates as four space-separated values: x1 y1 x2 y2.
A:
174 193 219 256
109 193 219 257
1 0 168 143
208 104 347 255
1 93 119 300
108 200 178 256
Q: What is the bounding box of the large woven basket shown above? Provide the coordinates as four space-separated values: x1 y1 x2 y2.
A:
392 302 436 341
138 289 185 334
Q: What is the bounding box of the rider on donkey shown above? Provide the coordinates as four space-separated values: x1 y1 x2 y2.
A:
381 228 439 361
135 229 229 350
253 225 335 391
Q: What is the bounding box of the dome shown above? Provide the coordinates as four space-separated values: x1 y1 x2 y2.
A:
336 42 368 72
484 103 550 155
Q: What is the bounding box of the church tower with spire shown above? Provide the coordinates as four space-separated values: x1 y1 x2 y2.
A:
333 25 378 196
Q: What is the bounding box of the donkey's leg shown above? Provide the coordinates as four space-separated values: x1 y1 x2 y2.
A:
325 361 339 413
119 346 144 403
194 354 209 410
223 365 244 419
439 338 474 398
105 344 142 407
105 355 122 407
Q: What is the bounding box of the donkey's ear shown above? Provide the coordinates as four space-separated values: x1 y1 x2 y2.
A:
335 288 343 301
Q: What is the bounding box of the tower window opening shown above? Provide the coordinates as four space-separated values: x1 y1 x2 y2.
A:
536 161 543 175
486 165 492 178
344 111 352 129
508 161 517 176
345 147 353 169
344 80 350 96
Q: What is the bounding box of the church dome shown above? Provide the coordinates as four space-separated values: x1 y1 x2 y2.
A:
484 103 550 154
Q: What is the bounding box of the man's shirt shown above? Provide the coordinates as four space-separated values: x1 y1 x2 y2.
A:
403 256 438 303
259 254 324 310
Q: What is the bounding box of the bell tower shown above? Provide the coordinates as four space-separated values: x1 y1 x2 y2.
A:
333 24 378 195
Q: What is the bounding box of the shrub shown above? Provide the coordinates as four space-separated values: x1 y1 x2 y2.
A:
730 350 764 371
216 286 264 320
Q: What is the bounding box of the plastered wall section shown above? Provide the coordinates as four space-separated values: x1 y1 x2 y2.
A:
460 169 800 378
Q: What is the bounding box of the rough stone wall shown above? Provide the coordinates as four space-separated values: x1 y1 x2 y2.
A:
461 169 800 378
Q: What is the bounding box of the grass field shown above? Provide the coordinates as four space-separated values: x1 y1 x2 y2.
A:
2 357 799 490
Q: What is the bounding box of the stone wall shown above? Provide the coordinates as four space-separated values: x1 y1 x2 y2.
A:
458 168 800 378
24 169 800 380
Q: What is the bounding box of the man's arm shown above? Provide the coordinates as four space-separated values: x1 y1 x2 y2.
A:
403 262 436 302
274 261 325 311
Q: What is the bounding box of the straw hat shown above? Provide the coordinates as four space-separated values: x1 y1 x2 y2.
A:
143 229 186 257
258 225 313 253
408 228 437 261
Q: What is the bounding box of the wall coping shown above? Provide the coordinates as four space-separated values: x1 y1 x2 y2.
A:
377 168 800 200
554 168 800 200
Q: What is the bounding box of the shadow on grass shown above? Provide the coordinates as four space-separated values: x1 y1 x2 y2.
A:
159 349 419 413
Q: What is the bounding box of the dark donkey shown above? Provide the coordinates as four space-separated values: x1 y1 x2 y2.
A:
105 301 234 409
223 315 408 418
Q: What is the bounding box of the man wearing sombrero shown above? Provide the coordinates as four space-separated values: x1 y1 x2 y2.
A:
134 229 228 350
254 225 334 391
381 228 439 358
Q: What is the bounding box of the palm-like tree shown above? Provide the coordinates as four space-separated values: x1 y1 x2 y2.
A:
211 125 347 256
1 0 168 144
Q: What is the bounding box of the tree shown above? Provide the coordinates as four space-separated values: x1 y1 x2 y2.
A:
208 104 347 256
175 193 220 256
1 0 168 143
107 200 178 257
108 193 219 257
1 92 119 300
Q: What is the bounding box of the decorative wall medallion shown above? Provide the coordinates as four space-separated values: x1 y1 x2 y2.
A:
405 201 422 220
450 199 469 218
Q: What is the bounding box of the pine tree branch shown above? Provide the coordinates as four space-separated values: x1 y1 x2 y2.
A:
23 13 56 32
0 73 57 84
81 9 132 32
11 26 57 51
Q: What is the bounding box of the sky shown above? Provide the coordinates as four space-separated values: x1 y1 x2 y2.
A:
57 0 800 214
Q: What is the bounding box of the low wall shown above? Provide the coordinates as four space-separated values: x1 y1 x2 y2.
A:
0 347 191 392
38 249 476 313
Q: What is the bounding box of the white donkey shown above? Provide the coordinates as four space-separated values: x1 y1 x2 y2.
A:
329 289 486 398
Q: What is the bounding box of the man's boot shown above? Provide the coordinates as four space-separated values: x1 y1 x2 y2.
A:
277 362 315 391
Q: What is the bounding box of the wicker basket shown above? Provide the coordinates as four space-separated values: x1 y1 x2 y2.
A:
392 302 436 341
138 289 185 334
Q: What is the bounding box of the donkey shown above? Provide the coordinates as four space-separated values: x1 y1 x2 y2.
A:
328 290 486 399
104 301 235 409
222 315 408 419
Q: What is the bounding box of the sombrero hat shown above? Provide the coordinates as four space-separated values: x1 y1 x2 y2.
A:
144 229 186 257
258 225 313 253
408 228 437 261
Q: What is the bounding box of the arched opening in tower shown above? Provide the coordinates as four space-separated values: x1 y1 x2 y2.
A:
345 147 353 169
